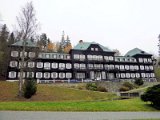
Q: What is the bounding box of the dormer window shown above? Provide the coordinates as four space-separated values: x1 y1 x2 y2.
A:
91 48 94 51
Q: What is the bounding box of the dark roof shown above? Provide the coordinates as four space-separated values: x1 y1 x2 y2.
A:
125 48 151 57
11 39 37 47
73 42 112 52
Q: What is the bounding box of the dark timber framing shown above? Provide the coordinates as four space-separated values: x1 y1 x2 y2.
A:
7 40 156 83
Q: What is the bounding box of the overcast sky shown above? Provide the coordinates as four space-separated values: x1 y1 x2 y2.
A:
0 0 159 55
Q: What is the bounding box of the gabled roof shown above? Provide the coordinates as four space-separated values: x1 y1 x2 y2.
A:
11 39 37 47
73 41 112 52
125 48 151 57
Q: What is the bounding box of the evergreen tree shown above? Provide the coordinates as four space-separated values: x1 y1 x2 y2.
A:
0 24 9 80
8 32 15 45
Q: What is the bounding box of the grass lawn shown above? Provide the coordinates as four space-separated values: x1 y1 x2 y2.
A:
0 81 116 101
0 81 159 111
0 98 158 111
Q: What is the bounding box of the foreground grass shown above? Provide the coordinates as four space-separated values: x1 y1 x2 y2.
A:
0 98 159 111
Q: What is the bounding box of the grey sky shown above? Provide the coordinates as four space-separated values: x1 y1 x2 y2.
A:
0 0 159 55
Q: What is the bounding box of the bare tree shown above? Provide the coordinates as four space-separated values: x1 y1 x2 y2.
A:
16 1 39 97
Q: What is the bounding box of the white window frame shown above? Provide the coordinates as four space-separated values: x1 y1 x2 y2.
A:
37 62 43 68
44 62 51 70
44 72 50 79
10 61 18 67
51 72 58 78
11 51 18 57
36 72 42 78
29 52 35 58
52 62 58 69
9 71 16 78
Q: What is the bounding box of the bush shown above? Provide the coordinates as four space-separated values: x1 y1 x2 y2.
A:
97 86 108 92
122 82 134 90
119 86 130 92
23 79 37 99
86 83 97 91
134 78 144 86
141 84 160 109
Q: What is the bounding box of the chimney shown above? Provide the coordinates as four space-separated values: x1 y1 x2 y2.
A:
79 40 83 43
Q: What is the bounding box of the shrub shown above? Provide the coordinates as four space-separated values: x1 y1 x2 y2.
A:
97 86 108 92
86 83 97 91
122 82 134 90
23 79 37 99
134 78 144 86
119 86 130 92
141 84 160 109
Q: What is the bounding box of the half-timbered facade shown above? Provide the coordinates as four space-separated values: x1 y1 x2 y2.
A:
7 39 155 83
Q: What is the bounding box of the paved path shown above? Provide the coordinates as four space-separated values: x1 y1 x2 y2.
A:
0 111 160 120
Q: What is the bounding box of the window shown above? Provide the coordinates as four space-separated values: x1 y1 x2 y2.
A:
131 73 135 78
130 65 134 70
36 72 42 78
20 52 27 57
148 58 152 63
109 56 113 61
120 65 124 70
52 54 57 59
88 64 93 69
44 62 50 69
27 72 34 78
109 64 114 69
139 58 143 63
104 56 109 61
126 73 130 78
29 52 35 58
115 65 119 70
19 62 26 68
121 73 125 78
51 72 58 78
95 48 98 51
79 54 85 60
98 55 103 61
45 54 50 58
143 58 147 63
66 55 70 59
66 73 72 78
136 73 140 78
28 62 35 68
76 73 85 79
74 63 79 69
134 65 139 70
18 72 25 78
60 55 64 59
8 71 16 78
125 65 129 70
59 63 65 70
74 54 79 59
52 62 58 69
150 66 153 70
44 72 50 79
11 51 18 57
37 62 43 68
59 72 65 78
80 64 86 69
140 65 144 70
151 73 155 77
91 48 94 51
145 66 149 70
66 63 72 69
10 61 18 67
141 73 145 78
87 55 92 60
